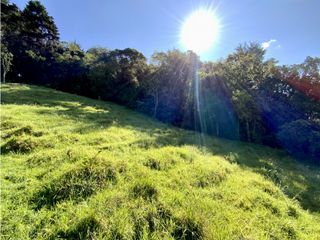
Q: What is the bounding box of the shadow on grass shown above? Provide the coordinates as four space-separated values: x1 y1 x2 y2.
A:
30 158 118 209
155 130 320 213
53 216 101 240
1 84 164 134
3 84 319 213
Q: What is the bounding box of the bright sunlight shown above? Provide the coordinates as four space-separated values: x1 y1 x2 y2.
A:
180 9 220 54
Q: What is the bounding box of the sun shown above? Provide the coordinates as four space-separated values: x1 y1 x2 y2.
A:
180 9 220 54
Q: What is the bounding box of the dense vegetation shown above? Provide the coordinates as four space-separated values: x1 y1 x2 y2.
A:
1 0 320 165
1 84 320 239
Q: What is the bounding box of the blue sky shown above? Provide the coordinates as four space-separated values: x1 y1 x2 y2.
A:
12 0 320 64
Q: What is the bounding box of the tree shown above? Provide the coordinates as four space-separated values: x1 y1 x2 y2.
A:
52 42 87 92
221 42 275 142
255 56 320 148
278 57 320 101
22 0 59 50
85 47 110 66
1 0 60 83
1 44 13 82
1 0 22 44
199 62 239 139
140 62 162 117
12 0 60 83
141 50 197 124
86 48 148 106
223 43 268 90
277 120 320 165
1 0 22 81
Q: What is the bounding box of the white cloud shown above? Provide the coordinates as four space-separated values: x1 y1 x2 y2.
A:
261 39 277 50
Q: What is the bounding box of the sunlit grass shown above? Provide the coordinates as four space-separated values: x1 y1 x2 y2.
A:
1 83 319 239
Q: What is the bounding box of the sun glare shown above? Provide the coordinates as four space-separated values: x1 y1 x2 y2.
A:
181 9 220 54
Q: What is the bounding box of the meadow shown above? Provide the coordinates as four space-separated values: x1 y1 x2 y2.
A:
1 83 319 239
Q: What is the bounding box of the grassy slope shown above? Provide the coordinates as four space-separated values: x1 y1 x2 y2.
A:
1 83 319 240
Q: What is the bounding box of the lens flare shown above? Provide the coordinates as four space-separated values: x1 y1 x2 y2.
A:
180 9 220 54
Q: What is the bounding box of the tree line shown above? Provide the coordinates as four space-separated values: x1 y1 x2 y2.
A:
1 0 320 164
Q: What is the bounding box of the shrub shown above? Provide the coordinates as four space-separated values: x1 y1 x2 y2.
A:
277 120 320 165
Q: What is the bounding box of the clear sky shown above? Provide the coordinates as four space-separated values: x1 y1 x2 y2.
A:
12 0 320 65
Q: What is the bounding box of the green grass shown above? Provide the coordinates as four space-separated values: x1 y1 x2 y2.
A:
1 83 319 239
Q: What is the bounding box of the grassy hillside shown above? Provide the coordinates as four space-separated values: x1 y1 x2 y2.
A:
1 83 319 239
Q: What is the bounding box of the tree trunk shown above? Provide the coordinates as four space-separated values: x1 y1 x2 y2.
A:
246 120 251 142
253 119 256 142
153 92 158 118
3 72 6 83
237 119 240 139
216 121 220 137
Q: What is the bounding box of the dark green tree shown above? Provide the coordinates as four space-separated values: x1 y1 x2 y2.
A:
199 62 239 139
1 0 22 80
222 43 274 142
12 0 60 83
52 42 87 92
143 50 196 124
21 0 59 51
86 48 148 106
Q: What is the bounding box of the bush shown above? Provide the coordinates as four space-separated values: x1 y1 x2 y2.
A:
277 120 320 165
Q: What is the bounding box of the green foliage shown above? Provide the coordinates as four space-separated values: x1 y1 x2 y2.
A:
1 0 60 84
0 43 13 82
85 47 148 105
140 50 198 124
223 42 269 90
219 43 273 142
52 41 87 92
1 84 320 239
277 120 320 164
21 0 59 47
